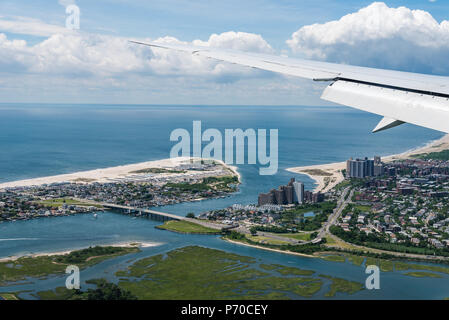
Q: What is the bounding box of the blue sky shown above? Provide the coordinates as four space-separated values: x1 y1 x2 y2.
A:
0 0 448 104
2 0 445 47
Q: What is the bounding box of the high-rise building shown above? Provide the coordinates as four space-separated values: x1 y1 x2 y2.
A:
258 191 275 206
374 156 381 165
365 158 374 177
347 158 366 178
292 181 304 204
274 188 285 205
347 156 382 178
374 164 384 176
257 178 320 206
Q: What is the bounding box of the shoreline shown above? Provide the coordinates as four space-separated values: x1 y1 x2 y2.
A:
0 157 240 190
223 238 317 259
0 241 161 262
287 134 449 193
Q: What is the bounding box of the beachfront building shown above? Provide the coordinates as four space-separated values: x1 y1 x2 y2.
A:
258 178 312 206
347 156 383 178
293 180 304 204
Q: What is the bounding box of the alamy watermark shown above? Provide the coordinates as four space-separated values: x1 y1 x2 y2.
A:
64 3 80 30
65 265 80 290
365 265 380 290
170 121 278 175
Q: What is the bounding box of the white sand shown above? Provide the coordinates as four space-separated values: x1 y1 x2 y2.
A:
0 241 161 262
287 134 449 193
0 157 239 190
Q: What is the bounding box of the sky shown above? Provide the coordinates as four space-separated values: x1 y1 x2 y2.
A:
0 0 448 105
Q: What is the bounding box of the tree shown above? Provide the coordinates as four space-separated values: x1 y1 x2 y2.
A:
186 212 195 219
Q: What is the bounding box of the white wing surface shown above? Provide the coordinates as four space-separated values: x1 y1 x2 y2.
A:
131 41 449 133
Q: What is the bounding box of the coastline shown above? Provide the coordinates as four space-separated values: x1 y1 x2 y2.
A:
287 134 449 193
0 241 161 262
0 157 240 190
223 238 317 259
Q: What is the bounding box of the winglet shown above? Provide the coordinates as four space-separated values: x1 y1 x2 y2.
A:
372 117 405 133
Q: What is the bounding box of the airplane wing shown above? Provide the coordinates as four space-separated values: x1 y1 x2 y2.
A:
131 40 449 134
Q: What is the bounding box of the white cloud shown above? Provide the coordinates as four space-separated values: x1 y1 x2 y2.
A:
0 19 274 82
193 31 274 53
287 2 449 74
0 16 68 37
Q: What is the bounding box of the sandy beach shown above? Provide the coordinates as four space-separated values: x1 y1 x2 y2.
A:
0 241 161 262
0 157 239 190
287 134 449 193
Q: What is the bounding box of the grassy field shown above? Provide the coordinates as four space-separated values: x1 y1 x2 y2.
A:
156 220 220 234
0 246 139 286
321 255 346 263
411 149 449 161
324 236 336 245
38 198 103 208
354 205 371 212
245 235 291 246
115 246 363 300
278 232 311 241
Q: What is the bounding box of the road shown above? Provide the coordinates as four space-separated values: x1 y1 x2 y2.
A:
316 187 352 241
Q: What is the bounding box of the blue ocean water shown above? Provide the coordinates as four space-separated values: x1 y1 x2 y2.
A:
0 104 446 299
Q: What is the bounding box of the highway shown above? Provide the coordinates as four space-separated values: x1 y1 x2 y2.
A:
316 187 352 242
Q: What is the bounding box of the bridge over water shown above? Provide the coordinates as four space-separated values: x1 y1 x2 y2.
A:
82 200 237 230
99 203 184 222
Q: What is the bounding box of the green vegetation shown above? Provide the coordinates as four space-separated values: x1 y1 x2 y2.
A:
320 275 364 297
0 293 19 300
156 220 220 234
0 246 139 286
54 246 135 264
301 169 333 176
354 205 371 212
334 180 350 191
411 149 449 161
37 279 137 300
245 235 290 246
330 225 449 257
250 225 290 234
403 272 442 278
114 246 362 299
223 231 326 255
38 198 103 208
321 255 346 263
278 232 311 241
259 264 315 276
272 265 315 276
379 260 394 272
130 168 186 174
347 255 365 266
281 202 337 231
164 175 239 194
37 287 82 300
394 261 449 275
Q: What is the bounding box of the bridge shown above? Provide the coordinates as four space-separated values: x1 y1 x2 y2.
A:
74 198 239 229
99 203 184 221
